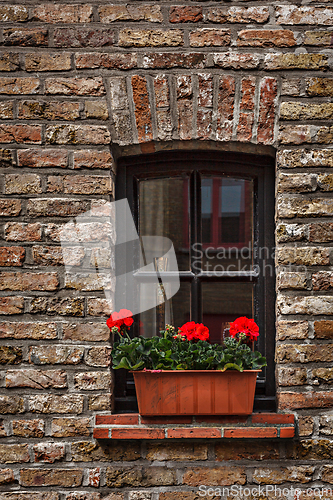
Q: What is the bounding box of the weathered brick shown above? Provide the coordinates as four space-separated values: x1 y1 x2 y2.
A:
0 469 14 485
0 296 24 315
74 371 111 390
208 6 269 24
190 29 230 47
0 322 57 340
65 494 101 500
46 125 110 145
18 149 68 168
51 417 91 437
276 6 333 25
54 28 114 48
6 369 67 389
299 416 314 437
0 199 21 216
277 344 333 364
64 175 112 194
65 273 113 291
0 124 41 144
170 6 202 23
0 148 13 167
0 77 39 94
313 368 333 384
279 392 333 410
45 222 113 244
0 396 24 414
237 76 255 142
183 467 246 486
5 173 41 194
29 345 84 365
87 298 113 317
89 394 112 411
0 247 25 267
281 78 302 96
215 441 279 461
33 245 85 267
276 223 308 243
3 28 48 46
277 272 307 290
265 53 328 70
85 101 109 120
20 468 83 487
19 101 79 121
0 272 58 291
279 296 333 315
63 323 109 342
277 196 333 218
106 467 176 487
277 320 308 340
0 101 13 119
45 77 104 96
76 52 137 70
119 29 183 47
0 5 28 22
313 271 333 291
142 53 204 69
27 198 89 217
146 443 207 461
213 52 260 70
99 4 162 23
33 443 65 463
278 148 333 169
278 366 307 386
237 30 296 47
217 75 235 142
314 320 333 339
132 75 153 143
73 150 113 170
320 416 333 435
280 102 333 121
25 53 71 72
29 395 84 414
71 441 140 462
12 419 44 438
257 77 277 145
318 174 333 192
0 346 22 364
31 4 92 23
277 172 316 193
0 494 59 500
85 347 111 367
0 53 20 72
306 78 333 96
321 465 333 483
0 444 29 463
253 466 314 484
304 31 333 46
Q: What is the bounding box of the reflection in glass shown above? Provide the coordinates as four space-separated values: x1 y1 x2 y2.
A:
139 177 189 271
139 281 190 337
202 282 254 344
201 176 253 272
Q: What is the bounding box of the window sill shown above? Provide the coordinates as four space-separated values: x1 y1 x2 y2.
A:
93 413 295 440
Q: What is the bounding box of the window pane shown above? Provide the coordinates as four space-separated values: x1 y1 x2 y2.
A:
139 177 189 271
201 176 253 272
139 281 190 337
202 282 254 344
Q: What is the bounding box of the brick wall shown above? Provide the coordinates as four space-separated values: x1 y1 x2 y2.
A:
0 0 333 498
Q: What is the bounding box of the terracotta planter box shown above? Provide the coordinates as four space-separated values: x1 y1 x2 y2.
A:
133 370 260 416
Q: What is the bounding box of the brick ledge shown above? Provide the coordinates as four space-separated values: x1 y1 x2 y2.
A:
93 413 295 440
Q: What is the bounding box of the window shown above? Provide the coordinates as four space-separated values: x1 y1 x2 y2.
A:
115 150 275 413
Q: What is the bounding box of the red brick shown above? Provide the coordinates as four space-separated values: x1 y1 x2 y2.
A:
111 428 165 439
237 29 296 47
0 77 39 94
197 109 212 140
3 28 48 47
0 247 25 267
0 296 24 315
170 6 203 23
131 75 153 143
217 75 235 141
4 223 42 242
178 101 193 140
252 413 295 424
93 428 109 439
33 442 65 463
224 428 278 438
45 77 105 96
73 150 113 170
25 53 71 72
31 4 92 23
76 52 137 70
54 28 114 48
143 53 204 69
0 124 41 144
257 77 278 145
190 29 230 47
198 73 213 107
88 467 100 487
46 125 110 145
95 414 139 426
237 76 256 142
167 428 221 439
280 427 295 438
279 391 333 410
0 199 21 216
18 149 68 168
12 419 44 438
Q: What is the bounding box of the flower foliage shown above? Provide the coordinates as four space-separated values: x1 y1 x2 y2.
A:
178 321 209 342
110 317 267 372
106 309 133 336
229 316 259 343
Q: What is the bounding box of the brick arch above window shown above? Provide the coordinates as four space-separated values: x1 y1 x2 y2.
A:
108 73 279 148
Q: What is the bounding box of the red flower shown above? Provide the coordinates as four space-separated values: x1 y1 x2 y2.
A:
178 321 209 342
229 317 259 342
106 309 133 334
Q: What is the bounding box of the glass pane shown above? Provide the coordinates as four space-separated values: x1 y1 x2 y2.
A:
139 281 190 337
202 282 254 344
139 177 189 271
201 176 253 273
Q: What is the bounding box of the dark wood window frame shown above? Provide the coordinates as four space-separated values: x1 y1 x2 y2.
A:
115 150 276 413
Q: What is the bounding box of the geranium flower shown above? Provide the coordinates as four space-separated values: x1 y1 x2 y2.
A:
229 316 259 342
107 310 133 335
178 321 209 342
